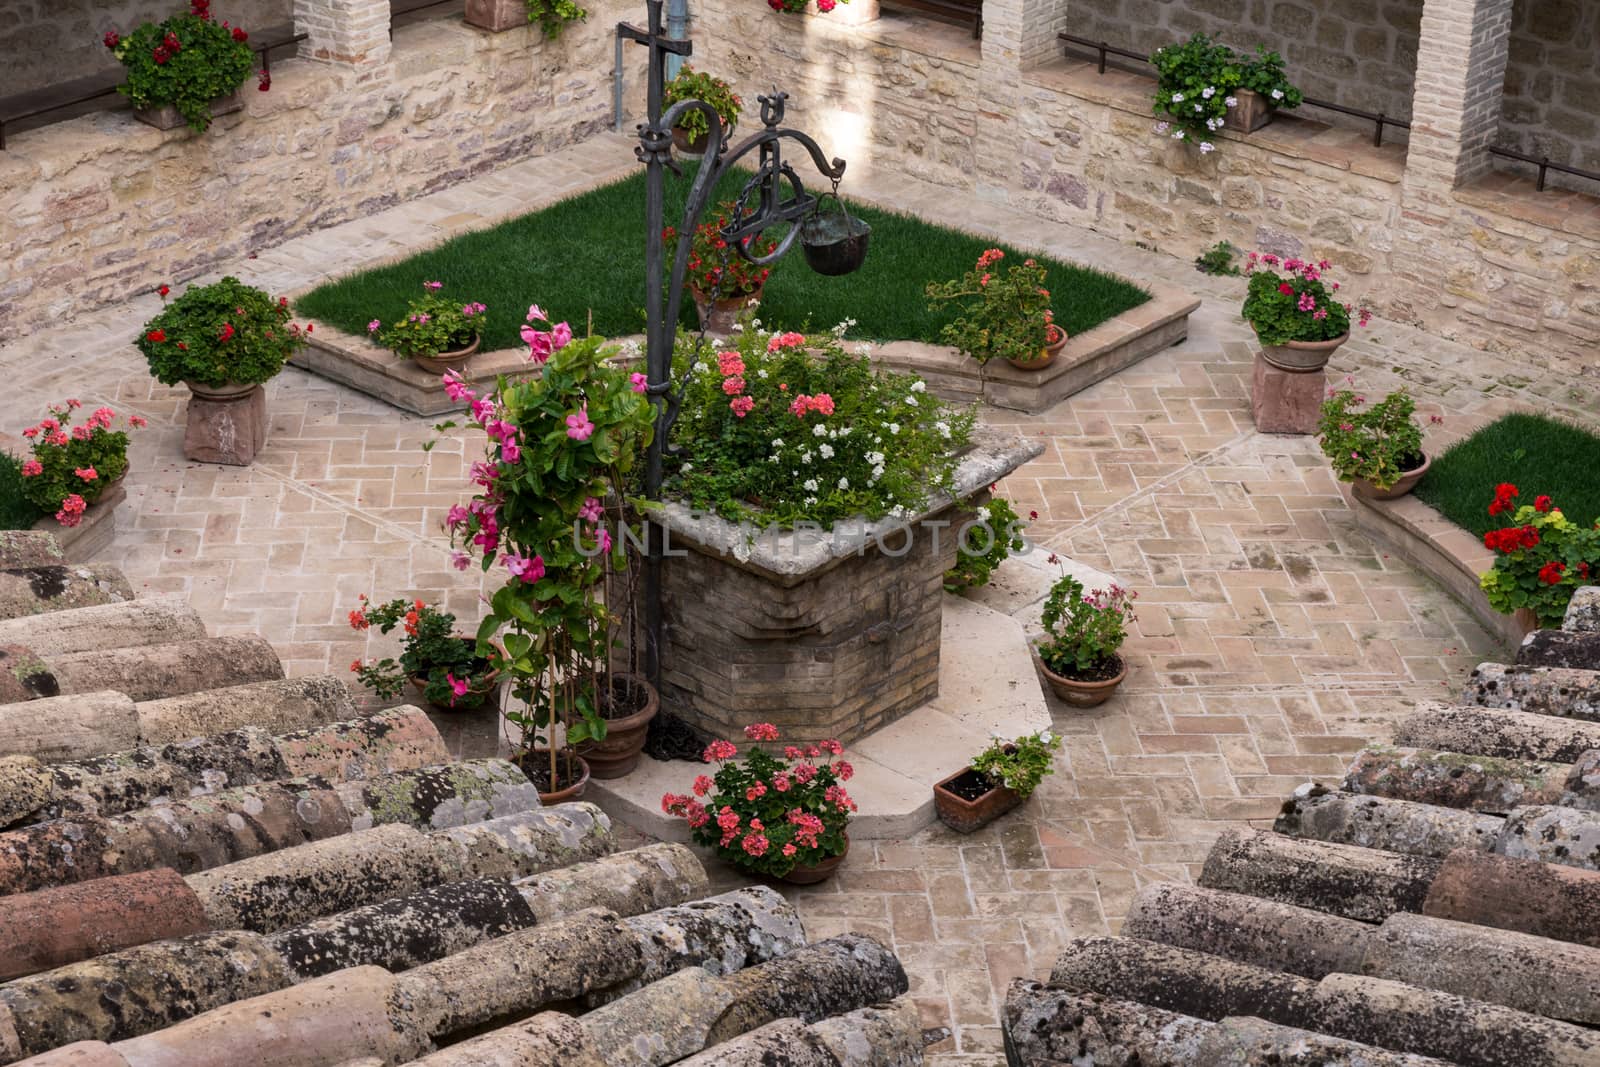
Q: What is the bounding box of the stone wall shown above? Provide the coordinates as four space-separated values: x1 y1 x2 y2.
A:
0 5 643 343
1498 0 1600 176
0 0 296 99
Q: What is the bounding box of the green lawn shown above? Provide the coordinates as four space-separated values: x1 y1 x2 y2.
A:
0 452 45 531
295 167 1149 348
1416 413 1600 537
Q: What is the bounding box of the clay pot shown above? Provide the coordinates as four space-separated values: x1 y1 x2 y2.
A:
1258 331 1348 373
135 90 243 131
672 120 731 156
582 672 660 779
516 748 591 804
1006 324 1068 371
934 768 1021 833
184 380 259 401
691 286 761 335
1036 651 1127 707
406 635 501 713
413 335 481 375
1353 451 1430 501
779 833 850 885
1222 88 1272 133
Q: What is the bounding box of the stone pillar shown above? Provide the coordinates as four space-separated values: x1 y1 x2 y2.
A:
294 0 392 68
1250 355 1326 436
973 0 1024 202
1403 0 1514 196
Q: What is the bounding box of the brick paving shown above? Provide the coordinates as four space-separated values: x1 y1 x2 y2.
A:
6 132 1598 1063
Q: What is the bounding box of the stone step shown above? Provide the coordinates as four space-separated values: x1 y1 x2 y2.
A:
2 706 449 834
1423 849 1600 949
1341 745 1580 814
40 636 284 704
0 845 706 1058
1274 784 1504 859
1046 936 1599 1067
1564 587 1600 633
0 564 131 622
1462 663 1600 722
0 759 537 895
1517 629 1600 671
0 597 206 660
1198 827 1440 924
1394 704 1600 764
579 934 909 1067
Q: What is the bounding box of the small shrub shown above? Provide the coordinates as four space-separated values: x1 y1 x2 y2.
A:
1037 573 1137 678
945 496 1028 591
525 0 587 38
665 201 778 300
15 401 147 526
1194 241 1240 276
663 66 742 140
925 248 1054 366
1479 484 1600 628
971 730 1061 799
1150 34 1302 152
1318 388 1425 490
348 595 497 709
137 277 306 388
1241 252 1368 346
370 282 487 360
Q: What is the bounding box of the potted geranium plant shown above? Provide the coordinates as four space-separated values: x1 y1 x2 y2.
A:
16 401 147 529
348 595 501 712
1150 35 1301 150
662 723 855 883
945 495 1029 591
443 305 659 794
1480 485 1600 630
1242 252 1370 371
664 66 743 154
665 203 777 334
933 729 1061 833
1035 572 1137 706
369 282 488 374
1318 388 1429 499
105 0 265 132
926 249 1063 371
137 276 306 465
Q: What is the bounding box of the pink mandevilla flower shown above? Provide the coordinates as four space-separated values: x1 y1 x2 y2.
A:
565 408 595 441
631 372 649 393
504 552 545 584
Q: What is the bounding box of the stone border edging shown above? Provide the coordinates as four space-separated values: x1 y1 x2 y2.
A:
1345 485 1531 650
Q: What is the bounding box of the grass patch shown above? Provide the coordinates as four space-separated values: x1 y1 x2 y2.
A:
296 167 1149 348
1416 413 1600 537
0 452 45 531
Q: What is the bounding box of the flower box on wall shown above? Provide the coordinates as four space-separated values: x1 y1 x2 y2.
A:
465 0 528 32
649 427 1041 746
134 89 244 131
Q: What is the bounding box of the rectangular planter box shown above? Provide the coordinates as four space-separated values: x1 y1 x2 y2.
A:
934 767 1020 833
650 428 1042 745
135 90 244 131
1222 88 1272 133
465 0 528 31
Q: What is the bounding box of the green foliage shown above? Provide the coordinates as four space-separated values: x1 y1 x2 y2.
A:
444 314 656 778
926 248 1054 366
348 596 496 710
663 66 742 140
662 725 855 878
1241 254 1359 345
526 0 586 38
665 201 777 299
666 320 976 529
0 453 46 531
945 497 1027 591
1479 488 1600 628
14 401 143 524
137 276 304 387
1037 572 1137 677
108 5 256 132
293 168 1149 349
971 730 1061 800
1150 34 1302 150
1416 413 1600 538
372 284 486 360
1318 389 1424 490
1194 240 1240 276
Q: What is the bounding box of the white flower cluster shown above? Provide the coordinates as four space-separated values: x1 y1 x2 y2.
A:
830 317 858 338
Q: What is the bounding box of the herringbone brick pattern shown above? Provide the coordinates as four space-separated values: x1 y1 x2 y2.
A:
6 134 1596 1063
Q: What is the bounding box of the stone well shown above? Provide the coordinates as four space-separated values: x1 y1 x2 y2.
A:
650 428 1042 745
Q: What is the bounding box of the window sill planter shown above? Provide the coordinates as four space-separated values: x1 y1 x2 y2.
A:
1352 451 1430 501
1035 651 1127 707
465 0 527 31
1222 88 1271 133
412 335 481 376
933 767 1021 833
1257 330 1348 373
580 672 660 779
134 90 244 131
182 380 268 466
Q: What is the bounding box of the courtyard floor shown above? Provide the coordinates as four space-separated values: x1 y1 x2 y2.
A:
7 132 1594 1061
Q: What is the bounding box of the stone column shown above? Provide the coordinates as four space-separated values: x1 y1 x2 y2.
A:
1404 0 1514 197
294 0 392 68
973 0 1024 202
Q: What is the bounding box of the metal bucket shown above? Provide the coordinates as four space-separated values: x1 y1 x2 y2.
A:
800 194 871 276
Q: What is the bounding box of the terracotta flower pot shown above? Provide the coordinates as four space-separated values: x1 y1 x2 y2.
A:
672 120 731 156
1222 87 1272 133
1035 651 1127 707
691 286 761 335
413 335 481 375
582 672 660 779
406 635 502 713
135 89 243 131
1006 323 1067 371
779 833 850 885
184 380 260 401
515 748 591 804
1258 331 1348 373
1353 451 1430 501
934 768 1021 833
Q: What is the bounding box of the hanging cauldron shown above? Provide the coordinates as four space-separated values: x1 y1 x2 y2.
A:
800 193 871 276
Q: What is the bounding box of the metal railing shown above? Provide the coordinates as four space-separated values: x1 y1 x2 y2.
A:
1056 31 1600 193
0 26 306 150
